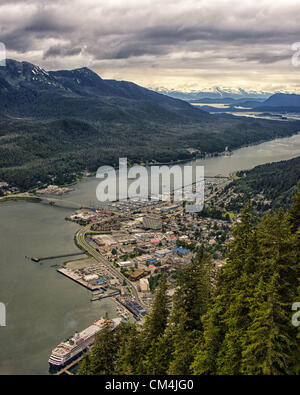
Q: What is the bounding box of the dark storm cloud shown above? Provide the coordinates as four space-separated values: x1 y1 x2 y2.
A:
0 3 74 52
44 45 82 59
24 12 74 34
244 52 292 64
1 0 300 91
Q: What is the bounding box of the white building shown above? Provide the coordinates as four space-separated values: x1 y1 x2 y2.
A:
140 278 150 293
118 261 133 268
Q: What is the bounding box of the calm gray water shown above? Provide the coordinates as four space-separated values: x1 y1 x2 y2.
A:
0 133 300 375
0 203 119 375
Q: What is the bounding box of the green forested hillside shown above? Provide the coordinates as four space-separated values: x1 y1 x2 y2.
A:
1 113 300 190
78 187 300 375
226 156 300 211
1 60 300 190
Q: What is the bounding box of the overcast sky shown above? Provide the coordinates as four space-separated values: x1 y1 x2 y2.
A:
1 0 300 92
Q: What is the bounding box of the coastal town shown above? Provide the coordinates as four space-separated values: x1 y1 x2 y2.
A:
3 171 245 373
50 176 237 325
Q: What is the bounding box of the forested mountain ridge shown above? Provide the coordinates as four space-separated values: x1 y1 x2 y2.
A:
223 156 300 212
1 60 300 190
0 59 205 122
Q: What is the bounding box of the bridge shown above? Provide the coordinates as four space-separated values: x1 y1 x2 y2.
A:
39 196 118 211
40 196 84 209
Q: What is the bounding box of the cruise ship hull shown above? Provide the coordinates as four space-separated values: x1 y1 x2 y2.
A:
48 317 122 373
49 338 94 371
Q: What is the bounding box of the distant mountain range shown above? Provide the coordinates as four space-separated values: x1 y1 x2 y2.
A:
158 88 300 114
156 88 272 101
0 59 300 190
253 93 300 113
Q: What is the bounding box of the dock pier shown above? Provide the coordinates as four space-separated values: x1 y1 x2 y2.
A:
31 252 85 262
54 355 84 376
90 290 120 302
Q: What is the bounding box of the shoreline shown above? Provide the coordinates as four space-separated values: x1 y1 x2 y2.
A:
0 195 41 205
55 130 300 192
1 131 300 203
1 130 299 197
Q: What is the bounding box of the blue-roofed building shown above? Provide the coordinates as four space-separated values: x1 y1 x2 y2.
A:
173 247 190 256
147 258 157 264
97 278 106 285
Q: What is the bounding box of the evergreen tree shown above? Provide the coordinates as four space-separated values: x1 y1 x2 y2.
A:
78 323 128 375
172 250 215 333
168 251 215 374
142 275 170 346
168 309 198 374
241 274 295 374
77 354 91 375
191 305 222 375
240 210 299 374
137 275 170 374
114 325 142 374
140 333 174 375
193 204 258 374
288 182 300 234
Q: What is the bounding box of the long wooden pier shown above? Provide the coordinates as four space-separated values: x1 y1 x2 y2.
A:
31 252 85 262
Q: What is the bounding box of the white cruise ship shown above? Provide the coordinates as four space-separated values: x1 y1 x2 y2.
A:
49 317 121 370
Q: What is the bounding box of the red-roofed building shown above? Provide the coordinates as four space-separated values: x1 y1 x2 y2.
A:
150 239 161 244
100 210 113 216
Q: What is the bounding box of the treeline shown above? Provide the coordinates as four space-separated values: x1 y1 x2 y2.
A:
1 111 300 190
226 156 300 212
78 185 300 375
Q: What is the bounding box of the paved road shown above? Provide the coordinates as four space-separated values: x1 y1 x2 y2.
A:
75 225 145 308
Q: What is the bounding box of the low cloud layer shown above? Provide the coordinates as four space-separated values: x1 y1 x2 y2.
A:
1 0 300 92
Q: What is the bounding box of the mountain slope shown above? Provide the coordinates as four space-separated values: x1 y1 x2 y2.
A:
250 93 300 113
0 60 300 190
0 59 206 123
261 93 300 107
225 156 300 212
